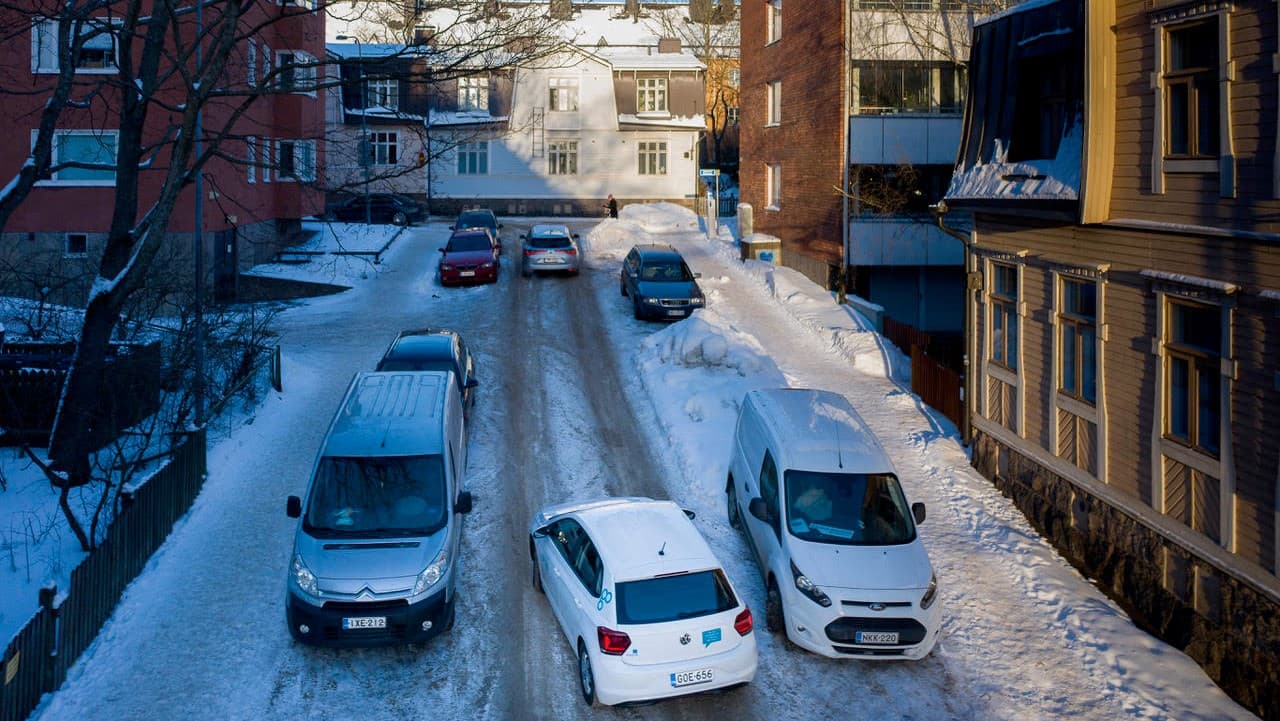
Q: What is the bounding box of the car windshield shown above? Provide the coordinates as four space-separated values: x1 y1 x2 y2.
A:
529 235 572 249
615 570 737 625
458 212 495 230
640 262 691 282
376 356 455 376
446 235 491 253
303 455 447 538
785 471 915 545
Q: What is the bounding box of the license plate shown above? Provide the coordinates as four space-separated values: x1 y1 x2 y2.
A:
666 309 686 316
538 257 563 264
670 668 714 688
856 631 899 644
342 616 387 630
460 271 475 277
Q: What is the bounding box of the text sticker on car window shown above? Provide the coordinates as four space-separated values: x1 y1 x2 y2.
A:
596 588 614 612
702 628 722 647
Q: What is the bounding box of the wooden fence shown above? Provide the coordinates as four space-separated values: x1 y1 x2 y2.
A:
0 430 207 721
882 316 965 431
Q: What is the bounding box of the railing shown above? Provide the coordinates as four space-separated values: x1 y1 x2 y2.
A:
882 316 964 430
0 430 207 721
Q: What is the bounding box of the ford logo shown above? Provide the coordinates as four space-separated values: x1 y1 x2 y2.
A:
869 602 886 612
679 633 691 646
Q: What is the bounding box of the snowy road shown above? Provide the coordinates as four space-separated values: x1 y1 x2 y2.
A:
27 209 1255 721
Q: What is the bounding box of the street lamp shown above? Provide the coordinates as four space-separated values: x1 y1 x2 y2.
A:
336 35 371 226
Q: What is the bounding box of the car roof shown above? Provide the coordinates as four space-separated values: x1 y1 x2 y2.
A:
324 372 451 457
449 228 492 240
632 244 683 262
457 209 496 220
388 329 457 358
572 498 721 582
530 224 571 236
746 388 895 474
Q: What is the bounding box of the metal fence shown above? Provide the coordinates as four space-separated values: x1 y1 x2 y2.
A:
718 197 738 217
0 429 207 721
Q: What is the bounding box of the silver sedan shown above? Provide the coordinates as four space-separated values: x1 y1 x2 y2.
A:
520 224 581 277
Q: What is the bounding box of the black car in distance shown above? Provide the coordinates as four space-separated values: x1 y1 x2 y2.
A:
325 193 426 226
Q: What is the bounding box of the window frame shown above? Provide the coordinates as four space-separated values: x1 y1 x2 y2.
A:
276 50 317 96
988 262 1019 372
1163 298 1222 458
1163 19 1218 161
637 141 668 176
64 233 88 258
1150 7 1229 191
367 130 398 166
31 17 119 74
1057 275 1097 405
365 78 399 110
765 163 781 209
637 77 669 114
766 81 781 126
456 140 489 175
276 139 316 183
247 136 256 183
547 140 578 176
548 77 580 112
766 1 782 45
38 129 119 186
458 76 489 112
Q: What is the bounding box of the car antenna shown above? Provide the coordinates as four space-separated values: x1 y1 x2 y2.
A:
834 417 844 469
380 419 394 449
658 541 666 556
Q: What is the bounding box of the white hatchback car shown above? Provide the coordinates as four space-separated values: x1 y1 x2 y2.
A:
529 497 757 706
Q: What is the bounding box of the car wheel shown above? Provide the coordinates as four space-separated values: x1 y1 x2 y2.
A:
620 278 628 297
443 595 457 632
530 542 544 594
765 580 786 636
578 640 598 707
392 211 408 226
633 299 643 320
726 480 742 530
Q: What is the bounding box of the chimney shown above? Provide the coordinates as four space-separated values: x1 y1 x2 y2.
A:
548 0 574 20
413 25 435 46
657 37 681 54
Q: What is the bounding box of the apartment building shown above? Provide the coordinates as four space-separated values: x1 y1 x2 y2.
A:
946 0 1279 714
0 0 325 305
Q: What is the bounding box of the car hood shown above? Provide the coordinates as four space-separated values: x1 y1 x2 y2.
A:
441 249 494 264
790 537 933 591
294 528 446 594
636 280 701 298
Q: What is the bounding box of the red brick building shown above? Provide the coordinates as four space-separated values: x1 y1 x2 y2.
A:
0 0 325 304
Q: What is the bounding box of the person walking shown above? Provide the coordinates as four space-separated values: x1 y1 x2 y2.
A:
604 194 618 218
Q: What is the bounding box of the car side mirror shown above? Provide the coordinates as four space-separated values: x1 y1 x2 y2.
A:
286 495 302 518
912 502 926 524
449 225 456 230
572 233 580 239
748 497 770 523
464 377 479 389
455 491 474 515
498 223 504 229
693 272 702 279
520 233 527 239
438 247 446 253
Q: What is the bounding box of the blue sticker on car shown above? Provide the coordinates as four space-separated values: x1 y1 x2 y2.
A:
596 588 614 612
702 628 722 647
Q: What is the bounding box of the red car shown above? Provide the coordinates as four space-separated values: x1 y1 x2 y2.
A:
439 229 500 285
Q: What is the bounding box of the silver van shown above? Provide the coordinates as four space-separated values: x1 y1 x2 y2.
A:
285 371 473 646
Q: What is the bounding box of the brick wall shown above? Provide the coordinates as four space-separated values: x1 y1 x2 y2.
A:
739 1 846 288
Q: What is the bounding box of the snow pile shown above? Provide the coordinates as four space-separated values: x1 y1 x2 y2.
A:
617 202 700 233
584 218 646 263
640 309 780 378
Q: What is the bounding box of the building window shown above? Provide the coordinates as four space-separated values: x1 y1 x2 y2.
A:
549 78 579 111
637 78 668 113
727 67 740 88
1058 277 1097 404
366 78 399 110
989 262 1018 370
638 141 667 176
247 41 256 87
1165 299 1221 457
276 51 316 94
766 163 781 208
1008 51 1069 162
247 136 256 183
368 131 398 166
548 140 578 175
727 106 739 125
32 18 117 73
42 130 117 184
766 81 781 125
65 233 87 257
459 76 489 112
766 1 781 44
457 141 488 174
1165 21 1219 159
277 139 316 182
856 62 966 115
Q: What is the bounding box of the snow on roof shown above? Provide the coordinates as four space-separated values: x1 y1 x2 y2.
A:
617 113 706 128
976 0 1065 27
593 47 704 70
325 43 431 60
428 110 509 126
946 117 1082 202
748 388 894 474
1138 269 1241 294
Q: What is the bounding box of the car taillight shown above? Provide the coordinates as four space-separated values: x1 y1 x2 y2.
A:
597 626 631 655
734 606 753 636
524 248 540 256
564 248 578 255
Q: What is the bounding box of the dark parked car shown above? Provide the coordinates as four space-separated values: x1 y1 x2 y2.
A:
619 244 705 320
325 193 426 225
451 209 503 251
375 328 479 416
439 229 500 285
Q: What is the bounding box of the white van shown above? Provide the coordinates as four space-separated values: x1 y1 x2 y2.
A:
285 371 473 646
725 388 941 659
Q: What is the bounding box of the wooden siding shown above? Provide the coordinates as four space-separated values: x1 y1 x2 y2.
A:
1109 0 1280 232
611 71 705 118
973 213 1279 573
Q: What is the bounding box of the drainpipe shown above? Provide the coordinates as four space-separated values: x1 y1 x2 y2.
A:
930 200 974 445
839 0 851 304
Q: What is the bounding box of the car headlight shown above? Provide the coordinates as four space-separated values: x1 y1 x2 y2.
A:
481 261 494 268
644 297 661 305
791 561 831 607
920 573 938 610
440 264 453 271
414 548 449 595
691 296 705 306
292 554 319 598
